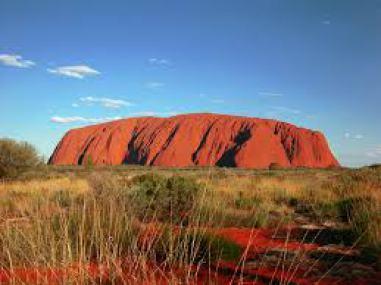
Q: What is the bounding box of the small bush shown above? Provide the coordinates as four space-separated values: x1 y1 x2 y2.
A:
131 174 201 224
234 191 262 210
0 138 42 178
150 228 241 265
87 171 121 197
360 246 381 270
184 232 242 262
367 164 381 170
85 155 94 169
345 197 381 247
272 188 291 205
269 162 283 170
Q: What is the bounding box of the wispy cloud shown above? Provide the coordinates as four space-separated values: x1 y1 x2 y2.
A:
365 145 381 158
258 91 284 98
47 65 100 79
270 106 301 115
305 114 317 120
50 116 121 124
322 20 331 25
264 105 306 122
0 54 35 68
130 111 178 117
145 81 165 89
71 103 79 108
198 93 225 104
79 96 132 108
210 99 225 104
366 152 378 158
344 132 364 140
130 111 157 117
148 58 171 67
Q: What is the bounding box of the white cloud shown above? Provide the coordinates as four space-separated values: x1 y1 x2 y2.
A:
50 116 121 124
258 91 284 97
71 103 79 108
365 145 381 158
131 111 157 117
130 111 178 117
148 58 171 67
322 20 331 25
47 65 100 79
344 132 364 140
79 96 132 108
145 81 165 89
264 106 307 122
366 152 378 158
0 54 35 68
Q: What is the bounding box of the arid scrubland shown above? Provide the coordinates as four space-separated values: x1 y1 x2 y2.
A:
0 165 380 284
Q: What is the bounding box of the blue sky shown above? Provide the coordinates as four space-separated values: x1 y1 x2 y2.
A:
0 0 380 167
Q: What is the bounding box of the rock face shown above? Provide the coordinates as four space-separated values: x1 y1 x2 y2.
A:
49 113 340 168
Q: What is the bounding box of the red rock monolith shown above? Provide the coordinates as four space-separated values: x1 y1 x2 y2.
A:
49 113 340 168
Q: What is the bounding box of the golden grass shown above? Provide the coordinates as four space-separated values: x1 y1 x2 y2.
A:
0 167 379 284
0 177 89 195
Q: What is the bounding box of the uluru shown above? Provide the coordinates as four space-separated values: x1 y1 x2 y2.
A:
49 113 340 168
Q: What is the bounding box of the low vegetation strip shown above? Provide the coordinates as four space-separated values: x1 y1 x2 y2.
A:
0 165 379 284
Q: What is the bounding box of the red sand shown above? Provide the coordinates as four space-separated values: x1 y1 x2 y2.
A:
0 263 108 284
215 227 381 285
49 113 339 168
2 226 379 284
215 227 319 254
0 262 240 285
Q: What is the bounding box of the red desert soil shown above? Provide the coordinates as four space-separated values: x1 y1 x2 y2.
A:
49 113 339 168
1 227 379 284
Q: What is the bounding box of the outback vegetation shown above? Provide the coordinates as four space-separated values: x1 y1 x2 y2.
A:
0 138 43 179
0 161 380 284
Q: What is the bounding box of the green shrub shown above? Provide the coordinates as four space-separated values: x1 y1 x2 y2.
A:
345 197 381 247
272 188 291 205
0 138 42 178
87 171 121 197
85 155 94 169
368 163 381 170
150 228 241 265
184 232 241 262
269 162 283 170
234 191 262 210
130 174 201 224
360 246 381 270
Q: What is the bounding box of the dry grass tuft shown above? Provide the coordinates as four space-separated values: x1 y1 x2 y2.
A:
0 167 379 284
